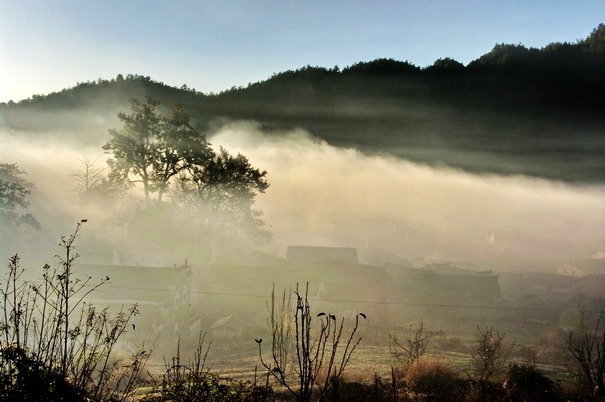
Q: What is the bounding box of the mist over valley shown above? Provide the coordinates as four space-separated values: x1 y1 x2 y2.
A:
2 25 605 399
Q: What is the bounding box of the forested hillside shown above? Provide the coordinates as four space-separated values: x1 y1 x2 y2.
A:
2 24 604 182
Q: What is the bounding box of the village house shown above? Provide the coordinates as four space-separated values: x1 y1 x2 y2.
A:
385 261 505 324
76 242 194 345
203 245 392 336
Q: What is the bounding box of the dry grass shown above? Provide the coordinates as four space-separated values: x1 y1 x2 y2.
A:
405 358 458 386
140 320 574 402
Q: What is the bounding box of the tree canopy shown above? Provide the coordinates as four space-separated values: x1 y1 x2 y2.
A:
175 147 269 240
0 163 39 229
102 97 214 202
102 97 270 242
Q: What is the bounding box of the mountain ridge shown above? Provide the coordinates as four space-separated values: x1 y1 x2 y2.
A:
1 24 604 183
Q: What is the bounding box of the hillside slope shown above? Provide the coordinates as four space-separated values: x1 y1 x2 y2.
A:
2 24 604 183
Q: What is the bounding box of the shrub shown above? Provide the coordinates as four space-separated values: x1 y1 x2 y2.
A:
504 362 559 402
0 221 149 401
144 373 271 402
144 332 272 402
328 374 397 402
467 327 508 402
404 359 459 401
0 345 87 401
389 320 441 370
257 283 366 402
565 312 605 398
470 327 506 383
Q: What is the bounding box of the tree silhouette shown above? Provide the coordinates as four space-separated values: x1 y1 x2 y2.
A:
0 163 39 229
103 97 270 243
103 97 212 203
175 147 269 242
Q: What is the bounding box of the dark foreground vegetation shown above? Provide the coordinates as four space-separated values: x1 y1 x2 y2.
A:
2 224 605 401
2 25 605 183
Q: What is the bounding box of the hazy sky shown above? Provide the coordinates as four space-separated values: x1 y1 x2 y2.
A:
1 1 603 103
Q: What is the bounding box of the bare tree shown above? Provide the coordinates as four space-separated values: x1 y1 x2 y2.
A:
70 157 132 208
566 312 605 398
71 158 106 198
470 326 506 383
469 326 506 402
257 283 366 402
389 320 440 370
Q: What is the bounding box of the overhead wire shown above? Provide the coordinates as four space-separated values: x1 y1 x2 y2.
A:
102 284 605 314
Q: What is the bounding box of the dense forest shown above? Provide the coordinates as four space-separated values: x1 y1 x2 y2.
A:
1 24 605 182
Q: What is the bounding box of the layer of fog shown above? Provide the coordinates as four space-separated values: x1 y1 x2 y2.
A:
2 121 604 273
208 122 605 269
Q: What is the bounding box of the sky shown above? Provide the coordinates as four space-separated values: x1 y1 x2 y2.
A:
0 1 604 103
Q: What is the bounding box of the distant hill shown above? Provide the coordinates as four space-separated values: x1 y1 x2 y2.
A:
2 24 604 183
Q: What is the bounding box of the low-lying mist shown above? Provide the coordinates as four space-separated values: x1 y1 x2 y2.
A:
2 121 604 272
209 122 605 269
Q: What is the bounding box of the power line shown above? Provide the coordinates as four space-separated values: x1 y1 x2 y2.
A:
102 285 604 314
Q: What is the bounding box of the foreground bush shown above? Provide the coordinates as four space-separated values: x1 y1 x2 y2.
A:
143 333 272 402
566 312 605 399
403 359 460 401
257 283 366 402
0 345 87 401
142 373 271 402
0 221 148 401
504 362 560 402
328 374 398 402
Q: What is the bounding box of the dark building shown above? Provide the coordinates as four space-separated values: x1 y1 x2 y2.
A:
287 245 358 264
